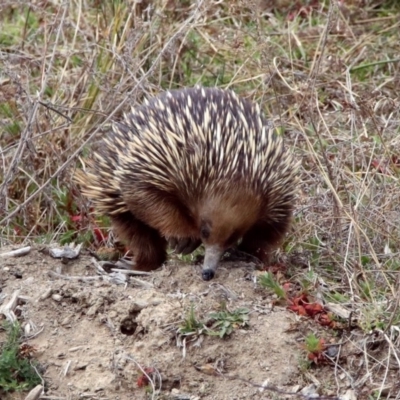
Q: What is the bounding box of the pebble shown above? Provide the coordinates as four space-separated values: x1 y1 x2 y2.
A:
52 294 62 302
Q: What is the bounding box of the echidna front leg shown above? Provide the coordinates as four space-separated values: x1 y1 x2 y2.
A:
111 211 167 271
169 237 202 255
239 219 291 265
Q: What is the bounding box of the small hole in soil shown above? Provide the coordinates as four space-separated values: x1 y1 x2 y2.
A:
120 317 138 336
171 379 181 389
368 340 383 351
13 270 23 279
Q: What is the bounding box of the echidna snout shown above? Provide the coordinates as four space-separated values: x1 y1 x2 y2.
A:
197 200 257 280
201 245 224 281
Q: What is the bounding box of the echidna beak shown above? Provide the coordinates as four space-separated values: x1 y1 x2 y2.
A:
202 245 224 281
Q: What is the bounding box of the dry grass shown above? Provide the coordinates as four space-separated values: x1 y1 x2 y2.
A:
1 0 400 397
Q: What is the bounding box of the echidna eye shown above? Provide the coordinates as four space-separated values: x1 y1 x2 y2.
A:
200 225 210 239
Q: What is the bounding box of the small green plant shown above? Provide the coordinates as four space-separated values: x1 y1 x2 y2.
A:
298 356 313 371
299 270 318 293
258 272 287 300
206 306 249 338
178 304 250 339
173 246 204 263
304 333 324 354
303 333 326 365
178 304 205 336
326 291 350 304
385 258 400 271
0 322 41 393
305 236 324 267
359 279 374 301
358 301 400 332
0 103 22 136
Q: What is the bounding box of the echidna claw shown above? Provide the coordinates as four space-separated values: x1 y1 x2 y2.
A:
170 237 201 255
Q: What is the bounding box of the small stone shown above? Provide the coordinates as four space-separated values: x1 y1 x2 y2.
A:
69 346 84 352
74 362 88 371
61 316 72 326
130 301 150 312
40 288 53 300
24 323 31 335
24 276 35 285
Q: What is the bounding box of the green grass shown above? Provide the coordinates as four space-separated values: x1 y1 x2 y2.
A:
258 272 287 300
304 333 325 354
179 304 250 339
0 323 41 393
206 306 249 338
178 304 206 337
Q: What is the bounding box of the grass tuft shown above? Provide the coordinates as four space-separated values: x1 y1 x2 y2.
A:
179 303 249 339
0 323 41 393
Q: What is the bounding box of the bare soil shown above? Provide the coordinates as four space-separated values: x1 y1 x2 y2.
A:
0 245 333 400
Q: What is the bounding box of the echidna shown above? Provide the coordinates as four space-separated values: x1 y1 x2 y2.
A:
75 87 298 280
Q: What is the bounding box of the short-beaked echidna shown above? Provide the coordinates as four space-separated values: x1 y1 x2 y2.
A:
75 87 298 280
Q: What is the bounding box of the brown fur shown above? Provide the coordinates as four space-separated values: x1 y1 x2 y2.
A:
238 219 292 264
111 186 290 271
111 211 167 271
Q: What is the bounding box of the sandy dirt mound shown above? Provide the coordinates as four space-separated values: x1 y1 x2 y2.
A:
0 246 334 400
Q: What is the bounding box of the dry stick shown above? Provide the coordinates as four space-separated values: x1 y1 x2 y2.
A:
245 4 286 140
124 355 161 400
363 95 400 177
323 67 393 298
303 2 383 294
24 384 44 400
47 271 100 282
0 123 71 156
0 102 36 208
0 290 22 323
383 275 400 334
374 336 392 400
308 1 336 81
203 370 340 400
341 78 396 295
382 329 400 368
315 63 361 303
298 115 394 297
38 101 72 123
0 0 205 226
307 0 342 245
342 44 398 293
0 246 31 257
0 6 68 205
